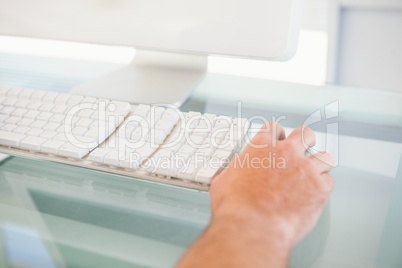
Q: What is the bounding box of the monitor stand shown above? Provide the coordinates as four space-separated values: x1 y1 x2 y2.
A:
70 49 207 107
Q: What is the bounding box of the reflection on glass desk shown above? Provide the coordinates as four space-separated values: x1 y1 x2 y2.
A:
0 156 331 268
0 156 210 267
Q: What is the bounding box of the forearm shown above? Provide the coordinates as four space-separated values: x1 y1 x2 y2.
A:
176 215 293 268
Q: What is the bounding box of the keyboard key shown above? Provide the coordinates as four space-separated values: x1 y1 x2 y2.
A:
0 106 15 115
26 102 42 110
53 133 68 141
141 157 158 173
131 127 149 142
135 143 157 163
119 152 141 169
1 124 17 132
177 162 201 181
55 125 65 133
0 86 10 96
155 120 174 134
161 108 180 123
17 118 34 127
156 164 178 178
150 107 165 122
214 116 232 126
20 136 48 151
40 131 57 139
26 128 43 137
39 103 56 112
196 147 215 158
12 108 27 118
77 107 95 118
72 126 88 136
184 112 201 129
88 147 110 163
133 104 150 117
195 167 218 184
104 151 119 166
150 129 167 145
41 140 66 154
76 118 93 127
30 120 47 129
66 135 98 151
54 93 71 105
4 116 21 125
13 126 31 134
7 87 22 98
0 114 9 123
84 127 107 144
162 139 185 152
23 110 40 119
31 90 47 101
212 149 233 162
2 98 18 107
58 143 89 159
109 101 131 116
67 95 84 105
187 135 205 147
49 114 66 123
42 92 59 102
15 100 30 108
52 105 68 114
36 112 53 122
18 88 35 99
179 144 197 155
0 130 25 147
82 96 97 103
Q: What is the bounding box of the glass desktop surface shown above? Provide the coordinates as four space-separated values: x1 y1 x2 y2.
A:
1 53 402 268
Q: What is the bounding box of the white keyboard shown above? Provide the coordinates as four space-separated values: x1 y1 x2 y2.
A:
0 86 250 189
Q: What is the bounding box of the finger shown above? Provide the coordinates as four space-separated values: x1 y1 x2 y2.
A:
249 122 286 148
309 152 334 173
286 126 316 155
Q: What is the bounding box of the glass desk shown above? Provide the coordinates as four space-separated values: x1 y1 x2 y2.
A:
1 53 402 268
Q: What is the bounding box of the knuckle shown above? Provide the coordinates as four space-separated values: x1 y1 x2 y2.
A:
293 126 304 135
265 121 280 129
250 132 270 147
265 121 283 135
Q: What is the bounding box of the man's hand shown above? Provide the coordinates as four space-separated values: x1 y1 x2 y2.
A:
176 122 334 268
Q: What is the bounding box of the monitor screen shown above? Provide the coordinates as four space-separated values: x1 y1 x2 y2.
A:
0 0 302 60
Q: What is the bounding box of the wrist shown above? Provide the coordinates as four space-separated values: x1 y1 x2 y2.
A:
210 213 296 255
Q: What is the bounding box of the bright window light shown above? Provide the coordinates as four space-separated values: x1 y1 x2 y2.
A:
0 35 135 63
0 30 328 85
208 30 328 85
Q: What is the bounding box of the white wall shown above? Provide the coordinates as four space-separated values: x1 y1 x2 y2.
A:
327 0 402 93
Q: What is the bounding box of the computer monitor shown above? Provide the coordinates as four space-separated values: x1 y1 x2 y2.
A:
0 0 303 106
